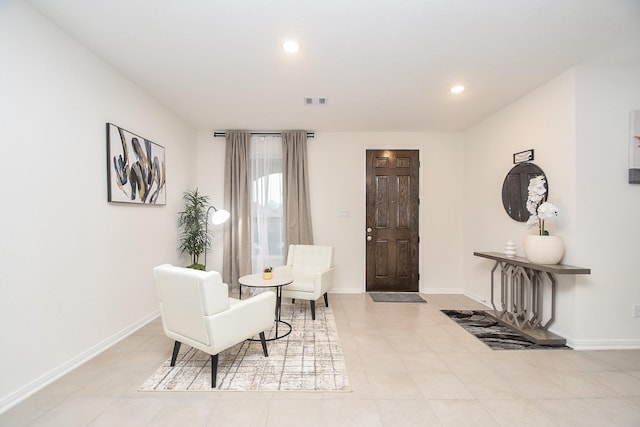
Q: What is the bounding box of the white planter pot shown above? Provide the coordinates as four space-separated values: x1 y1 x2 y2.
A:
523 235 564 265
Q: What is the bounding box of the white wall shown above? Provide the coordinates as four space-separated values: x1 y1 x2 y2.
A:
197 131 464 294
463 66 640 348
0 1 197 410
462 71 578 335
573 66 640 348
195 131 227 272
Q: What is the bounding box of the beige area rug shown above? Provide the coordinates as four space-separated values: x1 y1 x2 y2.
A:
140 302 350 392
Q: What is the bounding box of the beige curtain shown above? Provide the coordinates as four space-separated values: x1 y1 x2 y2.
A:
223 131 252 291
282 130 314 247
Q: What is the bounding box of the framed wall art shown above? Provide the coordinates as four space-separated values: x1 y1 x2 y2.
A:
106 123 166 204
513 149 534 164
630 111 640 184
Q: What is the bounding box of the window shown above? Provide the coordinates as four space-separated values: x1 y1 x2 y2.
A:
250 135 284 271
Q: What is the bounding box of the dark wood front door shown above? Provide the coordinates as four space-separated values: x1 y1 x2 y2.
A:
366 150 419 292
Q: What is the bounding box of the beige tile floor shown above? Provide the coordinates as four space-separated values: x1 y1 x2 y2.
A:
2 293 640 426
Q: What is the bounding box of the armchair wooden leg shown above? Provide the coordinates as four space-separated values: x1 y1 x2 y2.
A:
323 292 329 307
259 332 268 357
310 300 316 320
211 354 219 388
170 341 181 366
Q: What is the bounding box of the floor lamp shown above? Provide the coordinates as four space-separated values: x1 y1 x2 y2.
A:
203 205 230 271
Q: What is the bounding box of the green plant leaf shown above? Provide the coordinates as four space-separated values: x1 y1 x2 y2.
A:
177 188 211 264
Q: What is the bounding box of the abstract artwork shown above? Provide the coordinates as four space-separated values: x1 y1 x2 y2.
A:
630 111 640 184
106 123 166 204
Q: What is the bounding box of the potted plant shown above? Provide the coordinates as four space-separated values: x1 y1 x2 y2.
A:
523 175 564 264
177 189 211 270
262 266 273 280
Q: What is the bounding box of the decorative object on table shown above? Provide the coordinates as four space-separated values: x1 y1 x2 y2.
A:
106 123 166 205
262 266 273 280
525 175 557 236
523 235 564 264
523 175 564 264
177 189 229 270
629 111 640 184
504 240 516 257
139 302 350 392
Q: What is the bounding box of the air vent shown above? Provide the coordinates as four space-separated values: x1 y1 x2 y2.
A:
304 97 327 105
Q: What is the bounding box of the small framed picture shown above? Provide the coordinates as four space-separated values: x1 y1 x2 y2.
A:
106 123 166 204
513 149 534 164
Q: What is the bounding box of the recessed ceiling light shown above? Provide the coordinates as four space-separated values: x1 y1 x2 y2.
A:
450 85 465 94
282 39 301 53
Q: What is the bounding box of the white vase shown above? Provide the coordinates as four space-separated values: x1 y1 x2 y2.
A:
504 240 516 257
523 235 564 264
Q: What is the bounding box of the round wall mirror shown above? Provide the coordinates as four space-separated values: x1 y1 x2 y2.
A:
502 163 547 222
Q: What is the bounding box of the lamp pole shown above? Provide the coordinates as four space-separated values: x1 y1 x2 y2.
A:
203 205 230 271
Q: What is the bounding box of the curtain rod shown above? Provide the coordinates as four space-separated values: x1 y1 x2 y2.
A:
213 131 314 138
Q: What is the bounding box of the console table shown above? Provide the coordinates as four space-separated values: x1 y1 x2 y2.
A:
473 251 590 346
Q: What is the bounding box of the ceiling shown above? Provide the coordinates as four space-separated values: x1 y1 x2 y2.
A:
27 0 640 132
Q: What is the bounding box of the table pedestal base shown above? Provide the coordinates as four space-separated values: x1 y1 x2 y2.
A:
473 252 591 348
483 310 566 346
239 272 295 342
248 320 292 342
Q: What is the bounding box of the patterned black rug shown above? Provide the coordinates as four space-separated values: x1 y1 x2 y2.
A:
442 310 570 350
369 292 426 303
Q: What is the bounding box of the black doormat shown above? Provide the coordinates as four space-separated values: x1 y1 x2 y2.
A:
441 310 570 350
369 292 426 303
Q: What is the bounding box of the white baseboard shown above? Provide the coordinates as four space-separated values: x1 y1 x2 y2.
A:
332 288 476 296
423 288 464 295
331 288 473 296
0 310 160 415
329 288 363 294
564 337 640 350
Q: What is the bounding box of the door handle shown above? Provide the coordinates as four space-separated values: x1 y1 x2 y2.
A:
367 227 372 233
367 236 372 241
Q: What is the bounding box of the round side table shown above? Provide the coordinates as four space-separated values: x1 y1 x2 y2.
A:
238 271 293 340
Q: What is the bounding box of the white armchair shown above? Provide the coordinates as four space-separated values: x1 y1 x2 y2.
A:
153 264 276 388
279 245 334 320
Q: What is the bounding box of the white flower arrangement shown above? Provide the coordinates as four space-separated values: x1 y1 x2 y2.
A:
526 175 558 236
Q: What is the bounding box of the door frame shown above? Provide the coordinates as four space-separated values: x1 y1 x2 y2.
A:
362 146 423 293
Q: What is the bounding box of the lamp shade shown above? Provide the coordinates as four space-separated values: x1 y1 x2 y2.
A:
210 208 230 225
